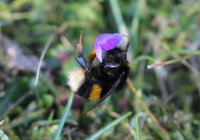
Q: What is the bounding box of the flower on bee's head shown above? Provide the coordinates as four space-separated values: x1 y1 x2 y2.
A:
94 33 129 62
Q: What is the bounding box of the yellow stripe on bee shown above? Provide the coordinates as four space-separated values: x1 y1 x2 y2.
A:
88 84 102 100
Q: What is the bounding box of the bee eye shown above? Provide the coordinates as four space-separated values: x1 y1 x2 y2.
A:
114 52 121 59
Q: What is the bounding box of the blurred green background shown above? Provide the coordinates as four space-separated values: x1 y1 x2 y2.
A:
0 0 200 139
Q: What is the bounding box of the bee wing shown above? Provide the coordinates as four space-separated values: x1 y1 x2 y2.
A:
75 57 89 71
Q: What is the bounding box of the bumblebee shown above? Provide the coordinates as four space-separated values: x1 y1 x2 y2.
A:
68 33 130 108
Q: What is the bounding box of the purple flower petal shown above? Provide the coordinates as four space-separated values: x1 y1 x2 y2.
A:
94 33 111 62
101 33 123 50
94 33 123 62
94 45 106 62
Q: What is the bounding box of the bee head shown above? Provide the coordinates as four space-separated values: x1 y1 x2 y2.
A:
94 33 130 62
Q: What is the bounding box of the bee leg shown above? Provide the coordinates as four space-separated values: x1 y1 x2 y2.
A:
88 50 96 64
97 73 124 102
75 31 89 71
82 73 124 115
116 62 130 90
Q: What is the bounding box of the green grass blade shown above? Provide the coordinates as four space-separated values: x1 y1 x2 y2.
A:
131 0 142 54
158 49 200 60
109 0 129 35
35 35 56 86
53 91 74 140
135 117 140 140
86 112 132 140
